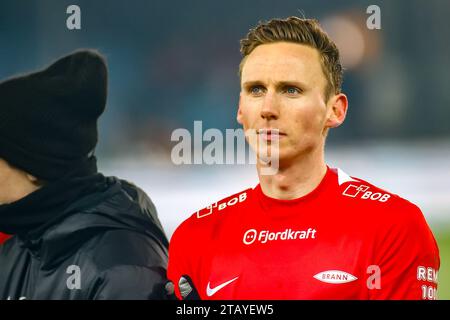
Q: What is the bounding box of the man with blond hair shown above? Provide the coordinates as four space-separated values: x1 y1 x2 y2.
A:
167 17 440 300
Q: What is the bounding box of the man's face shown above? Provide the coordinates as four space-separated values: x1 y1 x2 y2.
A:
0 159 16 204
0 158 40 204
238 42 342 164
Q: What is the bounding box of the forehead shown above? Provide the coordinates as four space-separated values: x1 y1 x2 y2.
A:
241 42 326 87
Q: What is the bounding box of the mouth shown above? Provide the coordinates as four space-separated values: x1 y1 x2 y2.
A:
257 129 286 141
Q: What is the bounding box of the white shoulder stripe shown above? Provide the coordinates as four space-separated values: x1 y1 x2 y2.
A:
337 168 359 186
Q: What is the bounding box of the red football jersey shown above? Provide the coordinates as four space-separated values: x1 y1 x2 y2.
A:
168 167 440 300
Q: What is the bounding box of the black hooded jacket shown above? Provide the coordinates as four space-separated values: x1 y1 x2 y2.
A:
0 175 169 300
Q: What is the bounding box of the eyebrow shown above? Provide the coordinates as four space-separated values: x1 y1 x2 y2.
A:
242 80 309 90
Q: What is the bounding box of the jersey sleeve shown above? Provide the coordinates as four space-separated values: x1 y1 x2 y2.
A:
167 220 193 300
369 203 440 300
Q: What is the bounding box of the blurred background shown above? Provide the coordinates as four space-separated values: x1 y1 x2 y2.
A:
1 0 449 299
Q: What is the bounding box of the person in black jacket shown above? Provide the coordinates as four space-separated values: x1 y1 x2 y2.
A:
0 50 169 299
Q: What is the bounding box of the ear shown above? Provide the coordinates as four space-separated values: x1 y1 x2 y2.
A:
236 93 244 125
325 93 348 128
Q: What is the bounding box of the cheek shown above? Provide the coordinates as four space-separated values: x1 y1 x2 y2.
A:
238 99 259 128
0 170 7 183
288 99 327 133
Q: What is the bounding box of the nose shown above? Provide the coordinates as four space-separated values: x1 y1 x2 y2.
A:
260 91 279 120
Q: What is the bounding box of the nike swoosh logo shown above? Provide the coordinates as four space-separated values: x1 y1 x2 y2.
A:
206 276 239 297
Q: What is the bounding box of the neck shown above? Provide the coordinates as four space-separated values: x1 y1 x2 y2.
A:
0 173 106 235
0 178 41 205
257 145 327 200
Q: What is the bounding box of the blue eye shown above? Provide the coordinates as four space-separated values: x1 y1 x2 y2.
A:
251 86 263 95
286 87 300 94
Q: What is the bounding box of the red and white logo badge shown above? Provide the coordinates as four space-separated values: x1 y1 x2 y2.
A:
313 270 358 284
342 184 370 198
